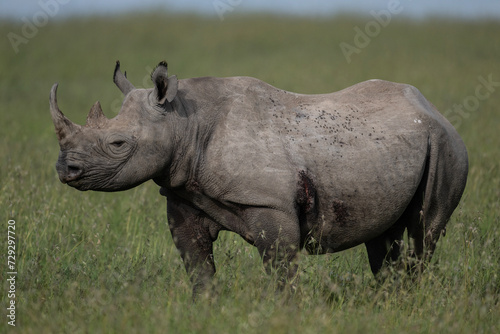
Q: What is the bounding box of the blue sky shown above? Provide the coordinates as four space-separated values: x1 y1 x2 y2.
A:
1 0 500 20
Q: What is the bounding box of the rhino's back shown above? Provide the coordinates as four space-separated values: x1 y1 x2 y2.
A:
208 77 435 179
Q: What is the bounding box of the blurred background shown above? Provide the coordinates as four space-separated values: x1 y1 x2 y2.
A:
2 0 500 19
1 1 499 333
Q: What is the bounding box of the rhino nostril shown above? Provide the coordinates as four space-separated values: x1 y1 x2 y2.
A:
66 164 83 180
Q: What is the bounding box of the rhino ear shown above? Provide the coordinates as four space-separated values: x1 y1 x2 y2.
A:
166 75 178 103
151 61 178 104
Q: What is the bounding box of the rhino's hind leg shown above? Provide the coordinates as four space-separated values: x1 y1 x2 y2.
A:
165 191 222 296
407 136 468 273
247 208 301 288
365 180 427 277
365 223 406 276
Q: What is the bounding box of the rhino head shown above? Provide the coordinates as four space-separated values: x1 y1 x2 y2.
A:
50 61 179 191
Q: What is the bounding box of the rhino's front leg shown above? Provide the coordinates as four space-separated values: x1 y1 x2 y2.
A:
164 190 221 296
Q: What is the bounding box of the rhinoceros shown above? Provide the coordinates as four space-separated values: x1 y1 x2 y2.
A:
50 61 468 293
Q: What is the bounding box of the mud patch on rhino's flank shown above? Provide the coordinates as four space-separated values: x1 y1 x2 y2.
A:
297 170 318 251
297 170 316 213
332 199 349 224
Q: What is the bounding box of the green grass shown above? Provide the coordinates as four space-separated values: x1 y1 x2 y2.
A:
1 14 499 333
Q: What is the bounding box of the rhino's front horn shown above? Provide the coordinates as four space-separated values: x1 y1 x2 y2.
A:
49 83 81 141
85 101 108 128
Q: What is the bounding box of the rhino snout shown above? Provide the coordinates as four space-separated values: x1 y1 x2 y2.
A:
56 161 84 184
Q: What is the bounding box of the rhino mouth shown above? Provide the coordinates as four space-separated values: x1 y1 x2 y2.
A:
65 173 89 191
65 168 126 192
66 179 88 191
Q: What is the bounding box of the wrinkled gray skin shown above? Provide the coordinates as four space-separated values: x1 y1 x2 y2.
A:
50 61 468 294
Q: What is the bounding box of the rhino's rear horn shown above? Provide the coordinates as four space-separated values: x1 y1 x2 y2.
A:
86 101 108 128
113 60 135 95
49 83 81 141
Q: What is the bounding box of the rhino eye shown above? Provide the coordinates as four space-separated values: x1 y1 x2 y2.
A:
110 140 125 148
105 135 134 157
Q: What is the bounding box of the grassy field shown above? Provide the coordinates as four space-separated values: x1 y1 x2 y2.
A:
1 13 499 333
